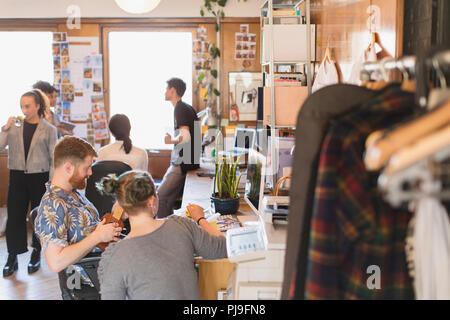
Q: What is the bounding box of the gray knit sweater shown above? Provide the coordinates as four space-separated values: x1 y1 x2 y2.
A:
98 215 227 300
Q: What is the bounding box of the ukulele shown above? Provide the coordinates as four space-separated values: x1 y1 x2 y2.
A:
97 205 125 251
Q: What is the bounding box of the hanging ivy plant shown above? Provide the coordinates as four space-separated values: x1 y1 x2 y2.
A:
197 0 248 110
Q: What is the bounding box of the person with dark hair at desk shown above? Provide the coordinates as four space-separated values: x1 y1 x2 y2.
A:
157 77 200 218
97 170 226 300
1 89 57 277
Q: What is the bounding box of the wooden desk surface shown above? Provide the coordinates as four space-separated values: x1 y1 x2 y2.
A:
182 166 257 300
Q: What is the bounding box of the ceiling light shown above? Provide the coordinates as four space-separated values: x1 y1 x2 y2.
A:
114 0 161 14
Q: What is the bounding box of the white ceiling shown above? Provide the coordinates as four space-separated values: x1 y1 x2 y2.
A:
0 0 265 18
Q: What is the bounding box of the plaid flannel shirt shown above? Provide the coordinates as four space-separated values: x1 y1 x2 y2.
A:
304 85 416 299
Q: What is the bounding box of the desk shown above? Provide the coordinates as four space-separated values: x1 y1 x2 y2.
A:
181 167 257 300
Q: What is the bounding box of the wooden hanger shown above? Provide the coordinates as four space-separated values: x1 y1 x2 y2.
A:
383 123 450 175
364 32 377 57
365 32 391 59
397 57 417 92
365 99 450 171
362 61 389 90
361 34 392 90
325 46 333 62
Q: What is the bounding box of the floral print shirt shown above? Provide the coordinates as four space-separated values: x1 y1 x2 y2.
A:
35 182 100 253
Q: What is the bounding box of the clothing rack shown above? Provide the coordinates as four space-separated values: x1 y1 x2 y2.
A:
360 56 417 81
360 50 450 82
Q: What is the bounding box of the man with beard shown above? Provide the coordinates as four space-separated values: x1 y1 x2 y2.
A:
34 136 122 278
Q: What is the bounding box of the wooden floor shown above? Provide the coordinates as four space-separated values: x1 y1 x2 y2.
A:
0 227 61 300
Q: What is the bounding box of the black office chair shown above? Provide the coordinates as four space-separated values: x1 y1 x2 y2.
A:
58 251 102 300
85 160 132 219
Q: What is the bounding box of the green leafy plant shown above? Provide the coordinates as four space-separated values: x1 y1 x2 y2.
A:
213 155 243 199
196 40 221 113
247 162 262 200
197 0 248 113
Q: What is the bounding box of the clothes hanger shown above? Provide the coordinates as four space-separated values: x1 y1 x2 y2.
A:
428 54 450 109
325 47 333 62
365 99 450 171
361 33 393 90
369 32 391 59
415 46 450 108
321 38 333 64
432 56 448 89
382 122 450 175
378 132 450 207
398 57 417 93
364 32 376 56
325 38 333 62
362 57 391 90
378 155 450 208
363 57 415 153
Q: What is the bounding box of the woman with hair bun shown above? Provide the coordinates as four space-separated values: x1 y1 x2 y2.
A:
96 170 226 300
0 89 57 277
97 114 148 171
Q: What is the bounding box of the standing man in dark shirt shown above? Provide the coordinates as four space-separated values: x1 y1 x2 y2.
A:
157 78 200 218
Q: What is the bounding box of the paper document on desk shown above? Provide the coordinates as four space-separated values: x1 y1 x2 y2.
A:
215 215 241 232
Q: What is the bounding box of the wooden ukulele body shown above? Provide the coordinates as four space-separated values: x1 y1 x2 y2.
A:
97 209 125 251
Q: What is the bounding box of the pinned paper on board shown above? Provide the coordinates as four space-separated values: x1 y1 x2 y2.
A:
229 72 263 121
235 24 257 61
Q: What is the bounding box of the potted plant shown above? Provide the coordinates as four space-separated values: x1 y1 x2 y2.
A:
211 154 243 215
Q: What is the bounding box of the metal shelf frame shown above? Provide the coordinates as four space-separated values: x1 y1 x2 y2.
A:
261 0 312 189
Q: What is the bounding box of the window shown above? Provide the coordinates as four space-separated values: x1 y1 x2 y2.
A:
109 31 193 150
0 32 53 127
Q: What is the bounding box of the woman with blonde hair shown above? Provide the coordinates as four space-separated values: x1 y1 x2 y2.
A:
1 88 57 277
97 170 226 299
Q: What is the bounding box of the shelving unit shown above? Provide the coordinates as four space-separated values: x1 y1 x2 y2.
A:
260 0 314 188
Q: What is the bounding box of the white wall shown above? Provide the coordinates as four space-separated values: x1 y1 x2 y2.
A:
0 0 264 18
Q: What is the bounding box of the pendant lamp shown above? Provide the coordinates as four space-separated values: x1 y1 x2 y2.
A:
114 0 161 14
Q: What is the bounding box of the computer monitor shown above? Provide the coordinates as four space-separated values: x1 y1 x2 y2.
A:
244 149 267 215
266 136 295 188
234 127 256 152
255 126 268 156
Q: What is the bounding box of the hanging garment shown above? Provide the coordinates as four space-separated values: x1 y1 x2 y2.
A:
283 84 377 300
410 198 450 300
305 84 416 300
347 45 378 85
312 58 340 93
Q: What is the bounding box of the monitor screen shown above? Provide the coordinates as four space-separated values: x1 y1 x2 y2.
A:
244 150 266 214
234 128 255 150
255 127 268 156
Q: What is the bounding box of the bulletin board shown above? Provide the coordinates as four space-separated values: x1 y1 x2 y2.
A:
52 32 108 148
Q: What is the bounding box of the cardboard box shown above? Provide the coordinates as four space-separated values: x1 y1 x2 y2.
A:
263 86 308 127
